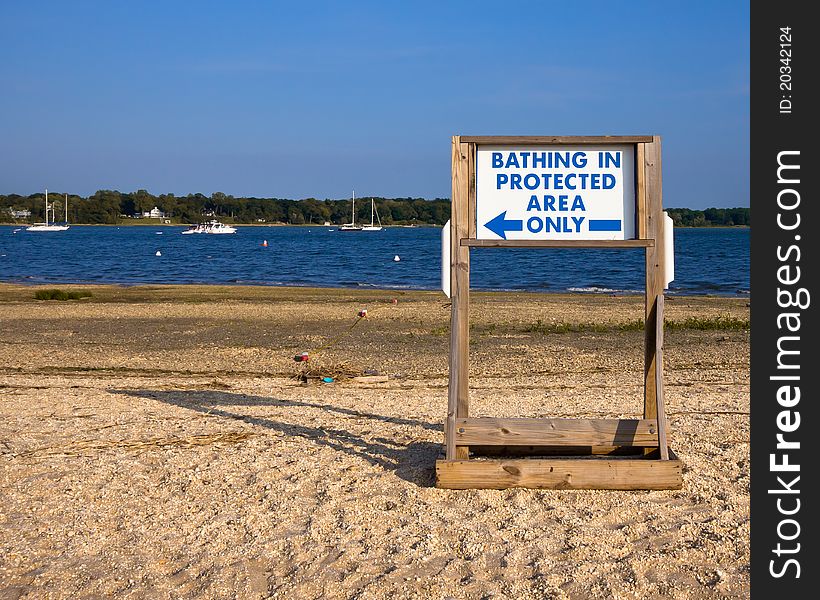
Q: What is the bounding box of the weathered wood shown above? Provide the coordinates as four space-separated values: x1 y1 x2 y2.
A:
455 418 661 447
436 457 683 490
463 239 653 248
459 135 653 145
636 143 647 238
655 294 669 460
467 142 476 239
447 136 470 460
644 136 665 428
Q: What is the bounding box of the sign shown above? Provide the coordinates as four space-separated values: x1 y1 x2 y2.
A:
475 145 636 240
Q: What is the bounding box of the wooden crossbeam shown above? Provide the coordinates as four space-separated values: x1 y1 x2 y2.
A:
454 418 662 447
459 135 654 145
462 239 654 248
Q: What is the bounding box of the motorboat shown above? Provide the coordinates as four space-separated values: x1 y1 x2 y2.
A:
181 220 237 234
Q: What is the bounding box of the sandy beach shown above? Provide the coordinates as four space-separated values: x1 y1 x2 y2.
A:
0 284 749 599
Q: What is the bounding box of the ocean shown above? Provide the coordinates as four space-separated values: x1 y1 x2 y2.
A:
0 225 749 296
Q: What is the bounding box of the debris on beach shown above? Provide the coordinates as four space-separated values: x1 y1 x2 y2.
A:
295 360 365 384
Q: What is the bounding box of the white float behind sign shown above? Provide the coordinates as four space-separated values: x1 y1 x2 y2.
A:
475 145 635 241
664 211 674 289
441 220 451 297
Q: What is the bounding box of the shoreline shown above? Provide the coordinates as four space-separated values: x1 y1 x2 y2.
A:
0 281 751 303
1 222 750 228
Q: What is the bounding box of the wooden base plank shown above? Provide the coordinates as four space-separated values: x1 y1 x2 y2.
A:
435 457 682 490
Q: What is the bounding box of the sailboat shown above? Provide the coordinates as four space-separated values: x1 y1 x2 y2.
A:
339 191 383 231
27 189 70 232
339 190 363 231
361 198 382 231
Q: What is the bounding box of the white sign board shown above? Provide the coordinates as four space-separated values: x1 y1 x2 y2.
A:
475 145 635 240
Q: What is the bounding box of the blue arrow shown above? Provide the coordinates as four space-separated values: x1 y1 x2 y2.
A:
484 211 523 239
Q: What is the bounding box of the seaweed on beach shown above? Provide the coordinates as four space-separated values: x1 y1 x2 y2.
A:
523 315 749 335
34 288 93 301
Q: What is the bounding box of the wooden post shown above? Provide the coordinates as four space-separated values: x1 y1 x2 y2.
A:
643 136 665 431
467 143 477 239
447 137 470 460
655 293 669 459
636 143 647 238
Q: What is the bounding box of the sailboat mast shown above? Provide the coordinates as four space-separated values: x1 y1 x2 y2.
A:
370 198 374 226
65 194 68 224
352 190 355 225
45 189 49 226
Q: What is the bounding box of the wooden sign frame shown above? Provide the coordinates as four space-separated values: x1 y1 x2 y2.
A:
436 135 682 490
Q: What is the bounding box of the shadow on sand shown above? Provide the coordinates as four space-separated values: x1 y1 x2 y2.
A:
110 389 442 486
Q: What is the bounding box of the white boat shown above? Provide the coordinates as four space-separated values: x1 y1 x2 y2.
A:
339 190 363 231
361 198 383 231
340 191 382 231
27 190 70 232
181 220 237 234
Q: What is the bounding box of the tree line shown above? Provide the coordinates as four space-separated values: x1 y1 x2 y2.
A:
665 207 750 227
0 190 450 225
0 190 749 227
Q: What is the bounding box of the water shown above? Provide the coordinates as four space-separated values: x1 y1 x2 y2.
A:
0 225 749 296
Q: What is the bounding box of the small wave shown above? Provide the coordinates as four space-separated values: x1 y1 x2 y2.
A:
568 286 618 293
566 286 642 294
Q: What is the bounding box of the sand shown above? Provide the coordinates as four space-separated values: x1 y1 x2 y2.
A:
0 284 749 599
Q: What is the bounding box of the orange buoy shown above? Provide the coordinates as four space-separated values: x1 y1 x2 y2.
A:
262 240 268 247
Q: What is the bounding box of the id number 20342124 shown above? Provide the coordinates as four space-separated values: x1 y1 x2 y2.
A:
779 26 793 114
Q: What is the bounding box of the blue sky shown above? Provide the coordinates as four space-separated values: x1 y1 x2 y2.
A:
1 1 749 208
